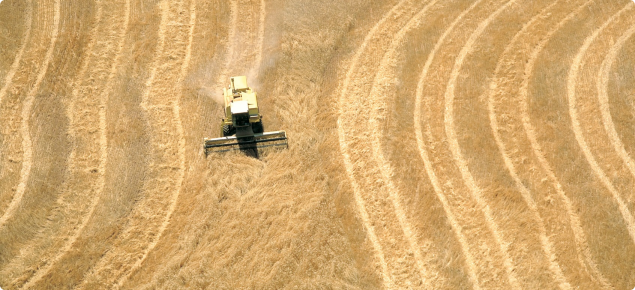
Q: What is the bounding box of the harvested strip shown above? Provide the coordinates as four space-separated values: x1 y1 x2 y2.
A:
597 23 635 183
495 0 615 288
0 0 32 217
116 0 195 287
12 0 131 288
337 0 433 287
76 0 191 288
365 1 446 287
486 0 605 289
0 0 60 229
567 3 635 244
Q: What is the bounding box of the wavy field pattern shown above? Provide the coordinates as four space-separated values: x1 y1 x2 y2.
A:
0 0 634 288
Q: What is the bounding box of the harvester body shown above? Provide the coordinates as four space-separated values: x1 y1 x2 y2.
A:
204 76 287 154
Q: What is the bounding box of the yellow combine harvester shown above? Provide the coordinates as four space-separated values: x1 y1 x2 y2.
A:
204 76 288 154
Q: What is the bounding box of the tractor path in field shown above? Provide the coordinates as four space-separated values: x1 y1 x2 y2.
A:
487 0 612 288
76 0 194 288
5 0 131 288
0 0 31 218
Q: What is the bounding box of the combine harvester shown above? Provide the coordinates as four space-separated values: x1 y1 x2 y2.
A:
204 76 288 155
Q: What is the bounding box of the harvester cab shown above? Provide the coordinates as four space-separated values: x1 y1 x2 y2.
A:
204 76 288 155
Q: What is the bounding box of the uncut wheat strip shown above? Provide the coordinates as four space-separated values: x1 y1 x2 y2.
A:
567 2 635 244
413 1 500 289
337 0 420 287
512 1 615 288
17 0 131 288
597 22 635 190
486 1 585 289
116 0 194 287
75 1 191 288
364 0 447 286
0 0 32 217
0 0 60 229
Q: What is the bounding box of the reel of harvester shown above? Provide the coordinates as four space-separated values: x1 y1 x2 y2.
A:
204 76 288 156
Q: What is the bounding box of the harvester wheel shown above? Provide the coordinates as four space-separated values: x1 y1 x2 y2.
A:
222 124 234 136
252 121 264 134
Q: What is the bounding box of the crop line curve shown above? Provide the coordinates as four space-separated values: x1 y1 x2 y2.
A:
0 0 32 218
486 1 582 289
365 0 445 286
73 0 192 288
443 0 522 288
17 0 104 285
597 23 635 184
514 0 613 288
567 2 635 244
0 0 32 107
336 0 418 287
18 0 132 288
0 0 61 229
413 0 487 288
115 0 194 287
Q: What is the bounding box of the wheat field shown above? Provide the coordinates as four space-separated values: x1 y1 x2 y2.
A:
0 0 634 289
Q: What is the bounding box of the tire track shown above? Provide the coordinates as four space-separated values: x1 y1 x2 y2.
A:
498 1 614 288
567 3 635 244
0 0 60 229
337 0 443 287
75 0 192 287
486 1 592 289
13 0 131 287
597 23 635 188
